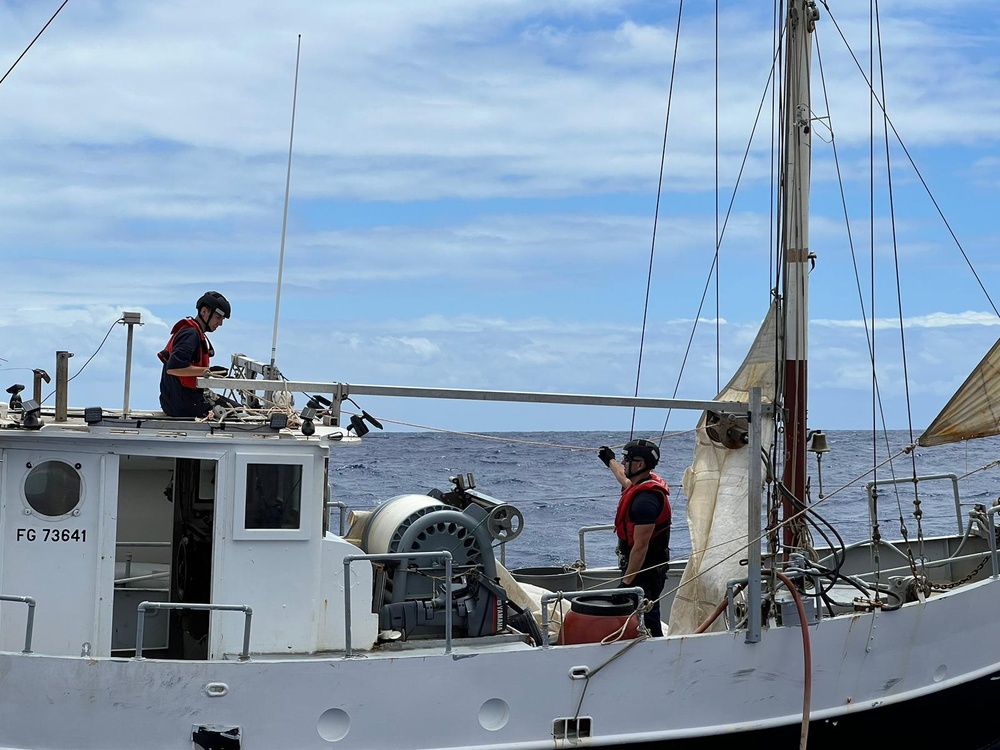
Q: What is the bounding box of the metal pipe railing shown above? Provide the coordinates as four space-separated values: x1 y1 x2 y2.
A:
866 473 963 536
115 542 171 579
539 587 645 648
198 378 752 416
325 501 348 536
115 572 170 587
343 551 453 657
577 525 614 566
0 595 36 653
986 506 1000 579
134 602 253 660
746 386 763 644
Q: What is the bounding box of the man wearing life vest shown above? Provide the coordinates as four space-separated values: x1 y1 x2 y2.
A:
158 291 231 417
598 438 671 637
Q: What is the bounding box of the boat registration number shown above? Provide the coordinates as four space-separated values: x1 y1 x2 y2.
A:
15 528 87 543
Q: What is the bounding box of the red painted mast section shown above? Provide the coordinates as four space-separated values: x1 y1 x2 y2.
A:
780 2 817 551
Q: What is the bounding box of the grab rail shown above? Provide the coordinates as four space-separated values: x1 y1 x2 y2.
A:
134 602 253 660
538 587 645 648
343 551 453 657
115 571 170 587
577 525 614 566
866 473 963 536
326 501 348 535
985 506 1000 579
0 594 36 653
116 542 171 579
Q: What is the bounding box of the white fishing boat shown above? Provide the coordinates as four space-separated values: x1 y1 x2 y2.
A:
3 2 1000 749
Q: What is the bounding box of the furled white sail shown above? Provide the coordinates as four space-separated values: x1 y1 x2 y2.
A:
918 337 1000 447
668 305 777 635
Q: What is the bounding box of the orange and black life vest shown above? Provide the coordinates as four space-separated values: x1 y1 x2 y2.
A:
614 472 671 546
158 318 211 389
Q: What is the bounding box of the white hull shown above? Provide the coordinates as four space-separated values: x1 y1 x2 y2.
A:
4 576 1000 749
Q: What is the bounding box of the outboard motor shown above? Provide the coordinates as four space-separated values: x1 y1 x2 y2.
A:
351 474 523 641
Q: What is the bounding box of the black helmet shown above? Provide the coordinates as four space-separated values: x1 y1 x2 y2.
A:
196 291 231 319
623 439 660 469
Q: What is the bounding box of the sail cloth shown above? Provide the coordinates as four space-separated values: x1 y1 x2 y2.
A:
918 337 1000 447
668 305 777 636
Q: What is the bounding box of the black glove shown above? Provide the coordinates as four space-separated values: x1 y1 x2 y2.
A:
598 446 614 466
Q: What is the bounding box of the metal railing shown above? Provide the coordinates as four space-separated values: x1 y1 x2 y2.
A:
116 541 171 581
343 551 453 657
866 473 963 536
326 500 348 535
134 602 253 660
577 525 614 566
539 587 645 648
986 506 1000 580
0 595 36 654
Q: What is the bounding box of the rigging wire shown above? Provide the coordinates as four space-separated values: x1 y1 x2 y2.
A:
815 9 932 584
335 410 696 453
819 0 1000 319
867 0 885 601
873 0 929 577
0 0 71 89
814 26 911 545
657 42 784 438
714 0 720 395
629 0 686 438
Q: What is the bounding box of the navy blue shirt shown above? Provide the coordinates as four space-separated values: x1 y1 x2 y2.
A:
630 490 664 525
627 489 670 565
159 327 211 417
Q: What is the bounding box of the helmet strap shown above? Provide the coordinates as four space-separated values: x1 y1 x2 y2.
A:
625 462 647 480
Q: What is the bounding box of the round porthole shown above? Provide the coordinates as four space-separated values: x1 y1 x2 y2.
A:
23 460 83 518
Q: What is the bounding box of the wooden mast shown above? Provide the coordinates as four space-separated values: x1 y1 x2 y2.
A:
780 1 818 549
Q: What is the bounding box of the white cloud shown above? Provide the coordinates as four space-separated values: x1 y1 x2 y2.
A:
1 1 998 431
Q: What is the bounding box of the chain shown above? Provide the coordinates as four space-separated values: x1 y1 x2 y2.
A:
929 554 990 592
929 507 999 591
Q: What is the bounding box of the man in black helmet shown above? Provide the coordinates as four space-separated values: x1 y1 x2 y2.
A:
158 291 231 417
598 439 672 636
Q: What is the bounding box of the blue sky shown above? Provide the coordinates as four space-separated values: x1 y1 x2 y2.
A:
1 1 998 434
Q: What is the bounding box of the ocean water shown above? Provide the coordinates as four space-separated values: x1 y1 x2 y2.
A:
328 430 1000 569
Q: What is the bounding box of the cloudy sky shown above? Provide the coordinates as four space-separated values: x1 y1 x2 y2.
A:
0 1 997 434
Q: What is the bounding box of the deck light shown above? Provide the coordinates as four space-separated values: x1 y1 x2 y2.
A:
84 407 103 425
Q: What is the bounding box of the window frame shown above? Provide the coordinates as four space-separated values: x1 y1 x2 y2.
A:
21 459 85 521
232 453 313 541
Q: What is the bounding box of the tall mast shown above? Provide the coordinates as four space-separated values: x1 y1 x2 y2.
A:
780 1 818 549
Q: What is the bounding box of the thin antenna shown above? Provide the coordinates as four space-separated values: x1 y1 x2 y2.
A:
270 34 302 368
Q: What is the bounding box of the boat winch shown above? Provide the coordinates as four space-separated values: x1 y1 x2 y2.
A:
348 473 523 640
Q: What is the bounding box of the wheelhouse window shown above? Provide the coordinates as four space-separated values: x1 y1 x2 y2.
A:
233 453 312 540
23 460 83 518
244 463 302 530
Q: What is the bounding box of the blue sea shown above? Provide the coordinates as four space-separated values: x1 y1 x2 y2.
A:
328 430 1000 569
